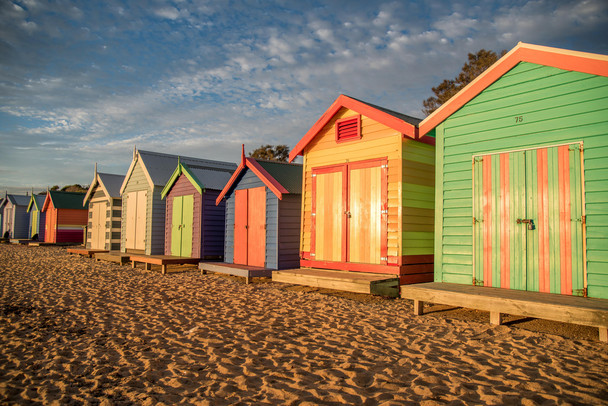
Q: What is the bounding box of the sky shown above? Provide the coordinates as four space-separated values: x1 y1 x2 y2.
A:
1 0 607 194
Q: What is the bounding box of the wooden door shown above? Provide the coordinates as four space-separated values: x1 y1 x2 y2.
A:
473 143 585 295
312 166 346 262
30 210 38 238
312 159 387 265
247 187 266 267
233 187 266 266
171 195 194 257
348 161 387 265
45 209 56 243
126 190 147 250
90 202 106 250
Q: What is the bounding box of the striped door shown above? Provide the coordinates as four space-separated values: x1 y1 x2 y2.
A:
31 210 38 238
473 143 585 295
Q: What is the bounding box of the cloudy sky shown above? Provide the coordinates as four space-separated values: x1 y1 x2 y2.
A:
1 0 607 194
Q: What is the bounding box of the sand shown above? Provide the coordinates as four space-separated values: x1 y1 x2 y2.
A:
0 244 606 405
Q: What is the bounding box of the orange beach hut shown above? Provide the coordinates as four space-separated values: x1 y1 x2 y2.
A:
289 95 435 284
42 191 89 243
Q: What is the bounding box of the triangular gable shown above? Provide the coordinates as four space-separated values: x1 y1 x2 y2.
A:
161 161 205 198
41 192 52 212
216 147 289 204
120 151 154 195
27 194 44 213
289 94 423 162
419 42 608 137
84 171 125 206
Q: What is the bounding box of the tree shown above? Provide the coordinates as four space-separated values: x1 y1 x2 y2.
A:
422 49 507 116
249 144 290 162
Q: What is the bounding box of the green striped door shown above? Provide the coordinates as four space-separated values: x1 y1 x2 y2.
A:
31 210 38 238
473 143 585 296
171 195 193 257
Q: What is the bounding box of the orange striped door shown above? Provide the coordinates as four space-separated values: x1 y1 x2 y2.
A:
473 144 584 295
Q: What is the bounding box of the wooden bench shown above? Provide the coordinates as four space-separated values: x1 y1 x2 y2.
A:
199 262 273 284
67 248 108 258
401 282 608 342
273 268 400 297
130 255 200 275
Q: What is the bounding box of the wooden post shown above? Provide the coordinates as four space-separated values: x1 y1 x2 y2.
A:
490 311 503 325
246 276 251 285
131 260 136 269
162 264 166 275
413 300 424 316
145 262 151 271
600 327 607 343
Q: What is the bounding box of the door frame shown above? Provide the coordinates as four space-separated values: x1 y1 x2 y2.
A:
309 157 388 269
471 141 587 294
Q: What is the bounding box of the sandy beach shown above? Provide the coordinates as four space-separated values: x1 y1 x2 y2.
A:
0 244 606 405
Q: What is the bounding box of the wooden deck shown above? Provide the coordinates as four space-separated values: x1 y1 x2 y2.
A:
199 262 273 284
400 282 608 342
273 268 400 297
10 239 32 245
94 251 130 265
130 255 200 275
67 248 108 258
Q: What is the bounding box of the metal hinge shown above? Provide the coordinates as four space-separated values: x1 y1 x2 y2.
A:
573 288 587 297
311 213 316 216
380 256 388 261
381 209 388 214
381 164 388 169
582 215 586 225
311 253 315 257
312 174 317 177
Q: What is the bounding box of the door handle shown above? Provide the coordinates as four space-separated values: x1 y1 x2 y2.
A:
517 218 535 230
344 211 351 218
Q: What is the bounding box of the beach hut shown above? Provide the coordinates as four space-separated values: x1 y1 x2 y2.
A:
120 149 237 256
160 158 234 258
0 196 4 237
400 43 608 340
285 94 435 287
205 147 302 279
1 194 31 239
26 193 46 240
42 191 89 243
83 165 124 251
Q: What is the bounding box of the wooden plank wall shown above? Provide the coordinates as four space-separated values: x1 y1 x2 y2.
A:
435 62 608 299
201 189 225 258
300 107 402 260
11 203 30 239
278 193 302 269
149 185 166 255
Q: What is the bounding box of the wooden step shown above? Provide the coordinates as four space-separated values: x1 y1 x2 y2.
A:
199 262 273 284
94 251 130 265
67 248 108 258
401 282 608 342
130 255 200 275
273 268 399 297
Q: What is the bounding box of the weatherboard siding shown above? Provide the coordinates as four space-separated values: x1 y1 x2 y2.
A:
402 138 435 258
11 204 30 239
278 193 302 269
435 62 608 299
300 107 402 257
86 184 122 250
201 189 225 258
149 185 166 255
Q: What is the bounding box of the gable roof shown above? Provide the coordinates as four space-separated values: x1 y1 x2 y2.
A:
2 194 30 208
42 191 88 212
217 146 302 204
161 160 235 198
120 149 237 194
27 194 46 213
419 42 608 137
83 171 125 205
289 94 424 162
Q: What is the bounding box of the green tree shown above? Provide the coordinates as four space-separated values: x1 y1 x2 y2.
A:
249 144 290 162
422 49 507 116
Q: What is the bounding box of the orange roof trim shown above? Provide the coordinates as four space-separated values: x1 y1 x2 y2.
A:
289 94 424 162
419 42 608 137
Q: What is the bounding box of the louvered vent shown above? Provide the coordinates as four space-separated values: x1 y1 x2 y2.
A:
336 116 361 142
